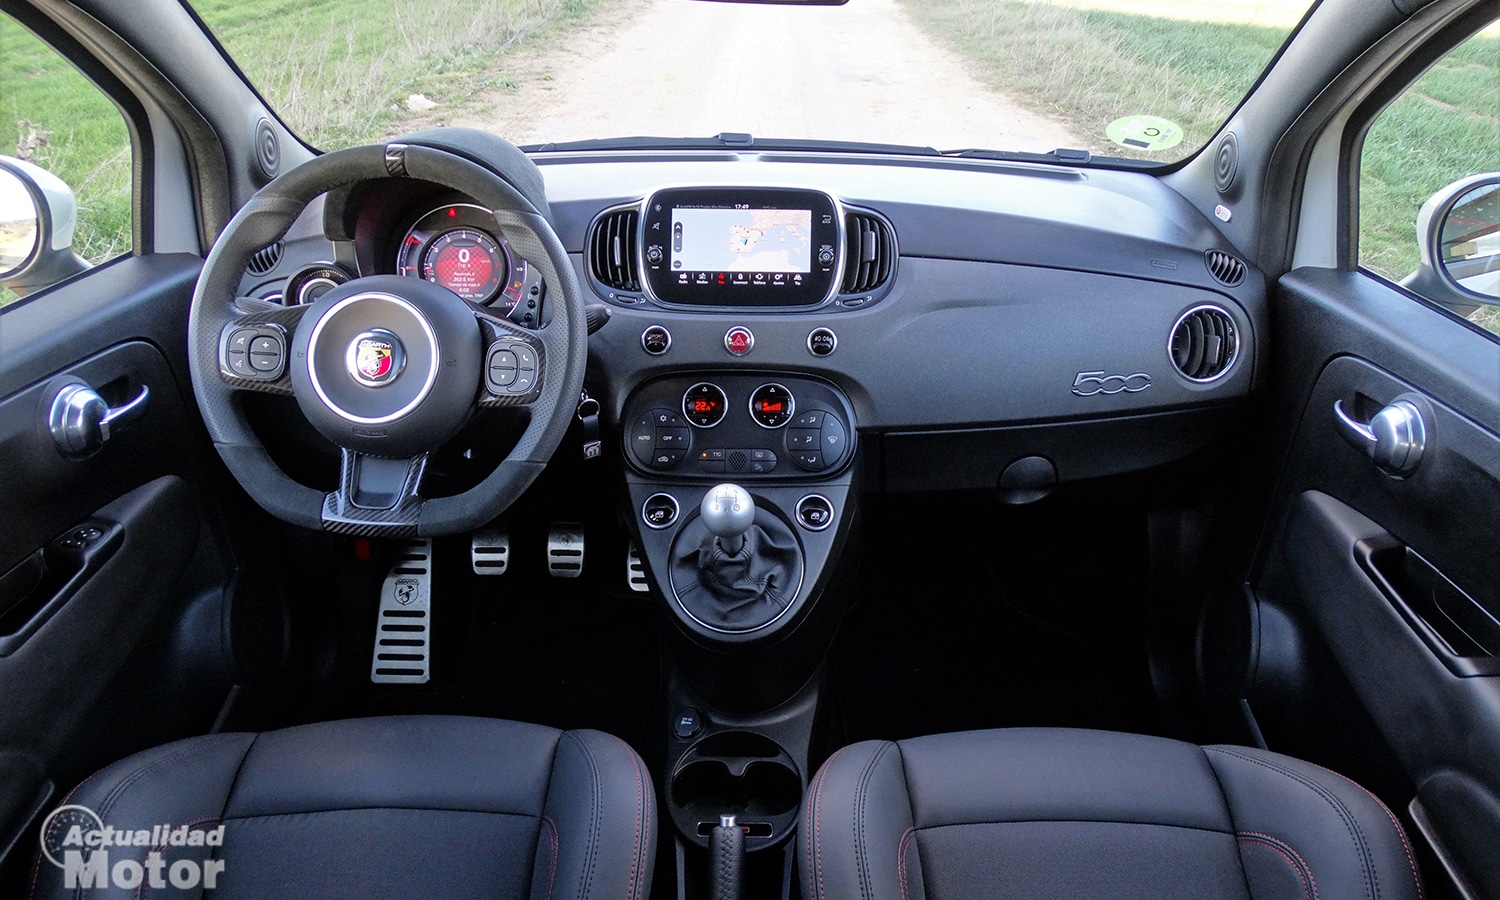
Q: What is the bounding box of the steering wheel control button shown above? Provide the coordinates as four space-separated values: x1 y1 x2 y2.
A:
222 326 286 380
796 495 835 531
641 325 672 355
485 340 541 396
820 415 848 466
643 493 681 530
347 329 405 387
807 328 838 357
248 335 283 372
749 383 795 428
724 326 755 357
683 383 728 428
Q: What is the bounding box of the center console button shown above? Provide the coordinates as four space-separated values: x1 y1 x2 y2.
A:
651 449 686 469
820 416 848 467
792 451 824 471
697 448 727 473
792 410 825 429
796 494 834 531
642 493 681 530
630 413 658 465
641 325 671 355
786 428 819 450
749 449 778 474
655 426 691 447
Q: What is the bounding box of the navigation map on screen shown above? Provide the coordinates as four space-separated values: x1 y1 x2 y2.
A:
670 208 812 274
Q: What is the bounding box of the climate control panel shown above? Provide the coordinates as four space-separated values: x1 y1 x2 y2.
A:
622 375 854 479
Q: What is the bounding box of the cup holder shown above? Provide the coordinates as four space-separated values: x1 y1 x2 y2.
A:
668 731 802 850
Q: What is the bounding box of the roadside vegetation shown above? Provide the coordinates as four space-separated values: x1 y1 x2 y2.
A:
0 0 598 306
899 0 1500 332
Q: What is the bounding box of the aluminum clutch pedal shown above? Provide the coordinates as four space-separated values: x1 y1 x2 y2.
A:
371 539 431 684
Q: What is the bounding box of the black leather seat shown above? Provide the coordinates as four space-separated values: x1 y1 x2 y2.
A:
801 728 1423 900
31 716 655 900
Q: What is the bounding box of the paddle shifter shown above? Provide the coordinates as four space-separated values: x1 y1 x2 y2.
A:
701 484 755 555
668 483 805 633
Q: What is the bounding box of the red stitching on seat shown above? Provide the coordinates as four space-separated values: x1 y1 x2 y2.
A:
610 736 644 900
1239 836 1316 900
813 747 847 900
897 827 916 900
1305 762 1424 900
29 759 117 900
135 816 222 900
541 815 560 900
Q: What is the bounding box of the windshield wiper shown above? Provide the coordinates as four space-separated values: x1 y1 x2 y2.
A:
523 133 943 156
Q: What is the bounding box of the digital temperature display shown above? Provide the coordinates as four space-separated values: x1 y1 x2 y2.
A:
683 383 728 428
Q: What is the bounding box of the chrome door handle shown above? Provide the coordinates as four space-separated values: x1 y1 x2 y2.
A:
49 382 151 460
1334 398 1426 476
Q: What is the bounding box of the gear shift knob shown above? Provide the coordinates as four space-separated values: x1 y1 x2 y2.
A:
700 483 755 555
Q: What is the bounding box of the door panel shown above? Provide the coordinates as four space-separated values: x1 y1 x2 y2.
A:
0 254 228 870
1251 268 1500 898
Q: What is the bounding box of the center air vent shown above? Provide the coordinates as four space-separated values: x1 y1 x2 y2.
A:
1205 249 1246 287
841 212 895 295
1170 305 1239 382
589 207 640 293
246 240 283 276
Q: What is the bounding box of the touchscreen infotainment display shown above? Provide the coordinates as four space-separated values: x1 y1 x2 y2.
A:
640 187 841 307
670 208 813 275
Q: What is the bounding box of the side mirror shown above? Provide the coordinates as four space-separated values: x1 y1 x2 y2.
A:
1403 173 1500 312
0 155 91 300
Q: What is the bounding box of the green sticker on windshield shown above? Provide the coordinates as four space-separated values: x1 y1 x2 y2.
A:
1105 115 1183 152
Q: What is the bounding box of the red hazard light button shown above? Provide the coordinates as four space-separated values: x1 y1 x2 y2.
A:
724 326 755 357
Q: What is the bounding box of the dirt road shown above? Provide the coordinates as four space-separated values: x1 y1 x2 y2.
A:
452 0 1082 153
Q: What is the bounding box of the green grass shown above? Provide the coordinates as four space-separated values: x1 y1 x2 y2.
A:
0 17 133 269
896 0 1292 162
189 0 603 150
0 0 599 307
1358 36 1500 282
899 0 1500 333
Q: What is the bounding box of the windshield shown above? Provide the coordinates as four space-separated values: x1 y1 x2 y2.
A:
189 0 1313 164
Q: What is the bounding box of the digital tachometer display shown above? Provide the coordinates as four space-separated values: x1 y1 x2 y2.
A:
396 204 525 311
422 229 505 303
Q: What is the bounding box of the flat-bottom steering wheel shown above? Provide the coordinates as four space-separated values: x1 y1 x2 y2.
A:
188 142 586 537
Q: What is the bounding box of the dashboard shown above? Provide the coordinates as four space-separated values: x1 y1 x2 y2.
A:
237 147 1265 498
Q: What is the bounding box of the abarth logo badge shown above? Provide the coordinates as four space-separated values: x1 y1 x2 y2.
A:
348 329 404 387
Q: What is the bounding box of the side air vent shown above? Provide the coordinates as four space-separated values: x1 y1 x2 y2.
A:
1205 249 1246 287
246 240 283 275
841 212 895 295
1170 305 1240 383
589 207 640 293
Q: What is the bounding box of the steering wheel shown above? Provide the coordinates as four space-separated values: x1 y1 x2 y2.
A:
187 142 586 537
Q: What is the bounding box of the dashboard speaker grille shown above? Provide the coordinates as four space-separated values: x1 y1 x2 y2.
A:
589 208 640 293
1205 249 1246 287
246 240 283 276
841 213 894 294
1170 306 1239 382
